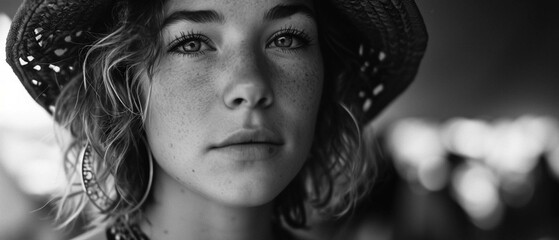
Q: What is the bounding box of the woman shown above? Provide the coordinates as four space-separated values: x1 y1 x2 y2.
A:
6 0 427 239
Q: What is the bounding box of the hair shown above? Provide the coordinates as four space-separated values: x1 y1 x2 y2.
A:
52 0 377 231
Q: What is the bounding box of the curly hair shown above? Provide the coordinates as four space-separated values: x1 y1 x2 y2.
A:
52 0 377 230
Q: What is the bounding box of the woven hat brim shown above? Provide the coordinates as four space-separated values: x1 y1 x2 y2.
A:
6 0 112 113
331 0 428 122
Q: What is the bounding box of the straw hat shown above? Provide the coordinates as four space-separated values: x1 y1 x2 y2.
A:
5 0 427 123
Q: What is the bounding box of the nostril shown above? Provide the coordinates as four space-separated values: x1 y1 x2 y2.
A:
257 97 271 107
223 82 274 109
232 98 245 106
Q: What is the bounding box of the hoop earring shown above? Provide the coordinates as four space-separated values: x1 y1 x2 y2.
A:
80 143 153 213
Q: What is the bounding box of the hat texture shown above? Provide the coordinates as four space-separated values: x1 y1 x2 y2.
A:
6 0 427 123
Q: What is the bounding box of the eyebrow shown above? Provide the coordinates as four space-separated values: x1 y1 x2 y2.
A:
264 4 315 21
163 10 225 27
162 4 315 27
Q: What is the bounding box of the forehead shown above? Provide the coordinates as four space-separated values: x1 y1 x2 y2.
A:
164 0 314 16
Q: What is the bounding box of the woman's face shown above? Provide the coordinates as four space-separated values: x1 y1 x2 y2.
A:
143 0 323 207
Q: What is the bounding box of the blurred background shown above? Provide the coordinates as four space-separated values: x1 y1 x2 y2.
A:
1 0 559 239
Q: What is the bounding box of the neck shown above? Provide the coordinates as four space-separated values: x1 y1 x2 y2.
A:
140 166 276 240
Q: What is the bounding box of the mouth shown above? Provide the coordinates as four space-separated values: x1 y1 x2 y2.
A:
210 128 284 150
209 128 284 161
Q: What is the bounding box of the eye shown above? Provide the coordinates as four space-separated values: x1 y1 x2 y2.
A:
180 40 202 52
168 32 215 56
273 35 295 48
267 27 311 50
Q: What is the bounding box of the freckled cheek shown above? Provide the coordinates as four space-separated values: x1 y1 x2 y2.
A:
152 64 217 117
147 63 217 146
274 59 324 116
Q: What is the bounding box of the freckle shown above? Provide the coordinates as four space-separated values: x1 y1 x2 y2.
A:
164 230 169 235
191 169 195 173
169 143 173 148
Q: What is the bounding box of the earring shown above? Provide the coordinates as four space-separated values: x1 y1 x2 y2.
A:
80 143 153 213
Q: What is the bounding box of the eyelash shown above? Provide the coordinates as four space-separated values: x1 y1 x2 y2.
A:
167 31 214 57
167 26 313 57
266 26 312 51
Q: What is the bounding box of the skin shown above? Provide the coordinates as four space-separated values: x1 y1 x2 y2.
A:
141 0 323 239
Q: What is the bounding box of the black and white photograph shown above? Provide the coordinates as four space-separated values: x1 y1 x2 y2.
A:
0 0 558 239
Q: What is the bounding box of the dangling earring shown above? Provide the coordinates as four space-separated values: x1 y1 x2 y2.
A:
79 143 153 213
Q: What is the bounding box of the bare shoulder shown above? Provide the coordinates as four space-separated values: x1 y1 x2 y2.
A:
71 227 106 240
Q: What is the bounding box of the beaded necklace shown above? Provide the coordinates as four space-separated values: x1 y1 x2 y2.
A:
106 216 148 240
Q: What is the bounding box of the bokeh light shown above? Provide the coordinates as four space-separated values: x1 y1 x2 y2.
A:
385 116 559 231
452 161 503 230
386 118 448 192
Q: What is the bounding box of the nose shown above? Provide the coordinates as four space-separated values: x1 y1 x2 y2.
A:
223 54 274 110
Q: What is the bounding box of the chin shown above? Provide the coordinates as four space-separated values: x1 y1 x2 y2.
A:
218 191 278 208
208 168 299 208
192 151 305 207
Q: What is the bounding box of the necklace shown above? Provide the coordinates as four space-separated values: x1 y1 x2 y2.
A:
106 216 149 240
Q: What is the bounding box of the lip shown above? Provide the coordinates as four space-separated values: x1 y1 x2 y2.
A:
211 128 284 149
